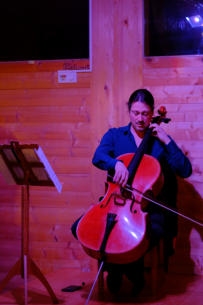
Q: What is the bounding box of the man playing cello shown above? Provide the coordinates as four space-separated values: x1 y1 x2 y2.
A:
72 88 192 295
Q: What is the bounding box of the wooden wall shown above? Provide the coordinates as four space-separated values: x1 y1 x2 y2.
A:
0 61 92 277
0 0 202 289
143 56 203 275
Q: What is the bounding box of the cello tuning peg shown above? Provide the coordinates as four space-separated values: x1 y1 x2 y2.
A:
152 106 171 124
158 106 167 116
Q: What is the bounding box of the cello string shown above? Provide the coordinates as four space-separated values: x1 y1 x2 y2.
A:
85 260 104 305
106 175 203 227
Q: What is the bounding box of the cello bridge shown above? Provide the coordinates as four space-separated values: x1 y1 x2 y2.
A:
113 192 127 206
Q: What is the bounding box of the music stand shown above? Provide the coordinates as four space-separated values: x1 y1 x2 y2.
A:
0 141 62 304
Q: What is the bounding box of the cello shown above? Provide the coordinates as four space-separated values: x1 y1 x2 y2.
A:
77 107 169 266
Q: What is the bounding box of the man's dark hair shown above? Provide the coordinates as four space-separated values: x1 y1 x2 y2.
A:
127 89 154 112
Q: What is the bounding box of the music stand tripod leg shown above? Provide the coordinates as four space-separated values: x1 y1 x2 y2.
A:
30 259 59 304
0 185 28 295
24 255 28 305
0 259 21 292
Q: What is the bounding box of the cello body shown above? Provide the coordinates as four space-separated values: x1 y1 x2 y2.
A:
77 152 163 264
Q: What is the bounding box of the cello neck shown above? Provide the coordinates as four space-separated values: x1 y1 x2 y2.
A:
127 106 171 186
127 128 152 186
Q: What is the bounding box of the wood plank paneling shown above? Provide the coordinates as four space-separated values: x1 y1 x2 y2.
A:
0 57 92 280
0 72 90 89
143 58 203 276
0 59 90 72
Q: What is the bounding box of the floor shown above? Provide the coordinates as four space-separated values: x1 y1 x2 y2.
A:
0 267 202 305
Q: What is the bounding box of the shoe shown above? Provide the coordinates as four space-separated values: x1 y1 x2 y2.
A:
106 271 122 293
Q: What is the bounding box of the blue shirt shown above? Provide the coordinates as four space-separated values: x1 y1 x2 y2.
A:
92 123 192 238
92 123 192 178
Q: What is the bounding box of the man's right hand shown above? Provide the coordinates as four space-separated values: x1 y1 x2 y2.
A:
113 161 129 187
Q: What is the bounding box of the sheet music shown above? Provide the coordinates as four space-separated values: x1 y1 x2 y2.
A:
33 146 62 193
